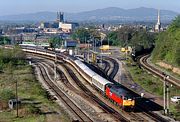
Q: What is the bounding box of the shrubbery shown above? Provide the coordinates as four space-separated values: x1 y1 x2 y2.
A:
152 16 180 67
0 89 15 101
0 46 26 69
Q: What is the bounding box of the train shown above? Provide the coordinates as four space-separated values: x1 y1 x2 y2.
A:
20 45 135 109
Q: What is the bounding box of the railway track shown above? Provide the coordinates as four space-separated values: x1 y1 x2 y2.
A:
38 54 154 122
103 60 111 75
139 55 180 88
135 104 169 122
27 50 170 122
62 63 130 122
104 57 119 80
100 56 169 122
41 59 131 121
36 62 93 122
41 61 80 93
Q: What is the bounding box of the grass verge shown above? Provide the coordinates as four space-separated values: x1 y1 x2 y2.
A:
0 48 70 122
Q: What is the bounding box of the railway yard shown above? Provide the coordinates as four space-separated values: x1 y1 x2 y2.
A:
17 46 179 122
0 2 180 121
0 45 179 122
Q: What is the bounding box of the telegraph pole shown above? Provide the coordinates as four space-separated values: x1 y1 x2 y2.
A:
15 78 18 117
13 75 19 118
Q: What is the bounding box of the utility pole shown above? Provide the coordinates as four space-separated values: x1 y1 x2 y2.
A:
15 78 18 118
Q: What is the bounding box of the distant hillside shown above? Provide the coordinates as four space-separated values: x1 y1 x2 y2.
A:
0 7 179 22
152 16 180 67
0 11 56 22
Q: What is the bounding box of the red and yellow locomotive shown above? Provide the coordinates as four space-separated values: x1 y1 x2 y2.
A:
106 84 135 108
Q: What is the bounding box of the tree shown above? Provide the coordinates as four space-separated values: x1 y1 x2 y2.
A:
0 36 11 45
71 28 90 43
152 16 180 66
107 27 155 48
169 16 180 30
48 37 63 49
130 30 155 49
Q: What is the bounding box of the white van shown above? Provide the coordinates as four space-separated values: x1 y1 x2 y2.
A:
171 96 180 103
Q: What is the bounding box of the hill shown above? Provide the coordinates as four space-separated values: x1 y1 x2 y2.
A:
0 7 179 22
152 16 180 67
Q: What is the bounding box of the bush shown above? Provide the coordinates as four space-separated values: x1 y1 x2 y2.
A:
0 47 26 67
0 89 15 101
27 104 41 114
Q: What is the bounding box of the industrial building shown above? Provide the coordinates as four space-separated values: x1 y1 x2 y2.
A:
39 11 78 33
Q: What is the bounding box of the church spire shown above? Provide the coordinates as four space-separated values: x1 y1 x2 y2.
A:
157 9 160 25
155 9 161 32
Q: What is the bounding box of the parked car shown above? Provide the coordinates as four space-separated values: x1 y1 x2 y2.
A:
171 96 180 103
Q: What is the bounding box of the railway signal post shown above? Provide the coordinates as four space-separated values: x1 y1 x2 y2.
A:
163 74 169 115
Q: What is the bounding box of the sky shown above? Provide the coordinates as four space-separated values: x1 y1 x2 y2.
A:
0 0 180 16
